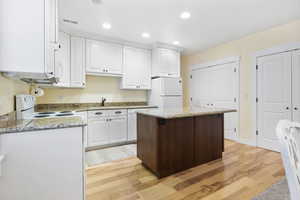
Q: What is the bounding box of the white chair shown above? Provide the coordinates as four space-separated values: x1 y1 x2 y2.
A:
276 120 300 200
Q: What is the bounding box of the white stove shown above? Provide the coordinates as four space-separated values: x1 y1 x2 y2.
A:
16 95 76 119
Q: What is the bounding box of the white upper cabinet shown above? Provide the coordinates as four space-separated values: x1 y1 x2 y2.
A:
86 40 123 76
0 0 58 78
121 46 151 90
54 32 70 87
70 36 86 88
152 48 180 77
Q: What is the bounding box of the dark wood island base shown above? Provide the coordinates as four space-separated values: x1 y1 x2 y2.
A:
137 113 224 178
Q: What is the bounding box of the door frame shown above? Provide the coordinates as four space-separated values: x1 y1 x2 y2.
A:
252 42 300 149
189 56 240 142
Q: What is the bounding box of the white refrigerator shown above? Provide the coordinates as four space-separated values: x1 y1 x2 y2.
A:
148 77 183 108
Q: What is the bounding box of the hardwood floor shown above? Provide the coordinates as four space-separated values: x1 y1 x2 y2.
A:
86 140 285 200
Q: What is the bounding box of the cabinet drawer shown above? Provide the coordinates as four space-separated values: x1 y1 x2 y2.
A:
88 110 111 119
109 109 127 116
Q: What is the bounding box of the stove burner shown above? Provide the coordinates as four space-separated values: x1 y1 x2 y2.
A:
34 115 51 118
37 112 56 115
55 113 74 117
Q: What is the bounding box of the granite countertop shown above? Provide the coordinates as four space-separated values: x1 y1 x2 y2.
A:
85 105 158 112
137 107 237 119
36 103 157 113
0 116 86 135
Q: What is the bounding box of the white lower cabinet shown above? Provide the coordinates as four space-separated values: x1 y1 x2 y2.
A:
127 108 157 141
87 110 127 147
88 117 110 146
0 127 84 200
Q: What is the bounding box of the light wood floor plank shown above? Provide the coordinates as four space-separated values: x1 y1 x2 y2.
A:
86 140 285 200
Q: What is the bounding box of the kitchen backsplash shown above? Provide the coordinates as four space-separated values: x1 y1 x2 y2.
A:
0 74 29 115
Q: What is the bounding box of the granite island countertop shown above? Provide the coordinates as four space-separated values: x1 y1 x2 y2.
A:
137 107 237 119
0 116 86 135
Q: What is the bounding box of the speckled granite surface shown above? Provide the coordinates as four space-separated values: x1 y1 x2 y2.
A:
36 102 157 112
137 106 237 119
0 114 86 135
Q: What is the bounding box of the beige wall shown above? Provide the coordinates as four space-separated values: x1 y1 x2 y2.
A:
181 19 300 142
37 75 147 104
0 75 29 115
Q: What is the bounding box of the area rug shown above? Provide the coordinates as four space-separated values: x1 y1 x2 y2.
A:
252 178 290 200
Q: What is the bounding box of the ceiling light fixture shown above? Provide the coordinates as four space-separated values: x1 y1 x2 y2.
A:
102 22 111 30
173 41 180 45
141 32 150 38
180 11 191 19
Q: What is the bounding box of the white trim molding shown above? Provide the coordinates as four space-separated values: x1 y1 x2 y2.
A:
253 42 300 58
190 56 240 71
252 42 300 149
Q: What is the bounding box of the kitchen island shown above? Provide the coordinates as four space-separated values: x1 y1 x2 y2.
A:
137 107 236 178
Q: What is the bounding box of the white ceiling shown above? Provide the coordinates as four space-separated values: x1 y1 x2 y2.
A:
59 0 300 54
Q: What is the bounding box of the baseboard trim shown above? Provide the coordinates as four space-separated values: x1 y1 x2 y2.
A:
238 138 256 147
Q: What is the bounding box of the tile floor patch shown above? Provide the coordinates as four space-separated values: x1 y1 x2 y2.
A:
86 144 137 167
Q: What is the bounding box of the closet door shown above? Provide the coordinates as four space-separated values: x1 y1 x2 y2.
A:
257 52 292 151
292 50 300 122
190 61 239 141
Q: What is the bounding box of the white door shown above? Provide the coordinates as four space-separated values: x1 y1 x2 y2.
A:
122 47 151 89
139 50 151 89
257 52 292 151
105 43 123 75
70 36 86 88
292 50 300 122
88 118 110 146
86 40 123 75
158 48 180 77
109 117 127 143
54 32 70 87
190 61 239 141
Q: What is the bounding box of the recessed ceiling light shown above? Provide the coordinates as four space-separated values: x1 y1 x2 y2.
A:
102 22 111 30
180 11 191 19
141 32 150 38
173 41 180 45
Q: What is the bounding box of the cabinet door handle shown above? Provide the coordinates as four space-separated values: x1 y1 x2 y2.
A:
95 112 103 115
286 107 290 110
295 107 298 110
115 111 122 114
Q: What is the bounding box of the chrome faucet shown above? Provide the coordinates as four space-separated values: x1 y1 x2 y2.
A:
101 97 107 106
